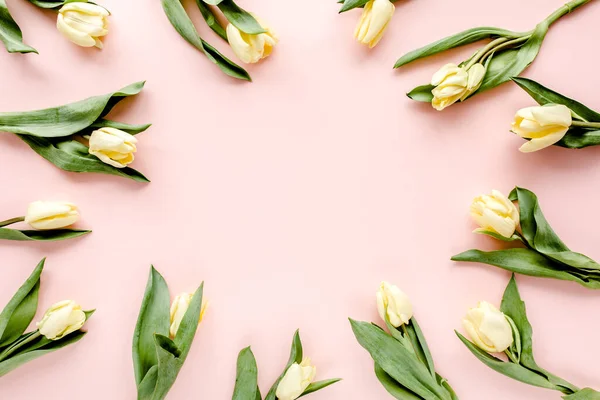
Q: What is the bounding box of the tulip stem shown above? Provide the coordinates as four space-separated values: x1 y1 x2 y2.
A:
0 216 25 228
480 35 532 62
504 349 519 364
466 37 508 69
572 121 600 129
544 0 593 26
0 331 41 362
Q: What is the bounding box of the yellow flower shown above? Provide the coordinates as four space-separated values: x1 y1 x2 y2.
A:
37 300 86 340
511 105 572 152
88 127 137 168
275 358 317 400
431 63 485 110
226 16 278 64
354 0 395 48
376 281 413 327
25 201 79 230
463 301 513 353
57 2 109 49
470 190 519 238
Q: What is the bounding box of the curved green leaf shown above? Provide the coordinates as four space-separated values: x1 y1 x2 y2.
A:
152 334 185 400
264 330 303 400
456 331 558 391
350 319 451 400
556 129 600 149
196 0 228 41
0 81 145 138
17 135 149 182
407 85 434 103
133 266 170 386
0 0 38 54
474 230 522 242
451 248 600 289
233 347 259 400
374 364 422 399
0 227 91 241
218 0 265 35
0 330 86 377
89 119 152 135
511 77 600 122
137 365 159 400
406 318 435 378
300 379 341 398
161 0 250 81
0 259 43 346
394 27 522 69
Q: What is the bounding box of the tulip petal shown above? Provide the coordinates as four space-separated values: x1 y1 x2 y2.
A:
531 105 572 127
57 14 96 47
518 128 569 153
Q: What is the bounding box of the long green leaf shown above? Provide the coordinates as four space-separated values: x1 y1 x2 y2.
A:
0 81 145 137
137 365 159 400
374 364 422 399
405 318 436 378
299 379 341 397
264 330 303 400
161 0 250 81
451 248 600 289
0 0 38 53
456 332 558 391
88 119 152 135
151 334 185 400
218 0 265 35
0 259 43 346
232 347 259 400
133 266 170 386
556 129 600 149
0 227 91 241
511 77 600 122
394 27 522 69
196 0 228 41
350 319 450 400
0 331 86 377
17 135 149 182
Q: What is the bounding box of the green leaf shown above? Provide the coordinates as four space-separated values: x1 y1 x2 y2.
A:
196 0 228 41
374 364 422 399
451 248 600 289
350 319 450 400
338 0 369 12
17 135 150 182
161 0 250 81
474 230 521 242
88 119 152 135
232 347 259 400
477 23 548 93
564 389 600 400
511 77 600 122
0 227 91 241
511 187 600 272
137 365 159 400
456 331 558 391
150 334 185 400
264 330 303 400
0 81 145 138
217 0 265 35
0 0 38 53
0 330 86 377
299 379 341 398
394 27 522 69
0 259 43 346
405 318 436 378
173 283 203 360
26 0 65 9
406 85 435 103
133 266 170 387
556 129 600 149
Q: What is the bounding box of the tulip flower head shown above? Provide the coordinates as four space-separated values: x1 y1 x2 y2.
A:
226 16 278 64
88 127 138 168
37 300 86 340
431 63 485 111
470 190 519 239
57 2 109 49
463 301 513 353
169 293 208 338
275 358 317 400
354 0 395 48
511 104 572 152
25 201 79 230
376 281 413 327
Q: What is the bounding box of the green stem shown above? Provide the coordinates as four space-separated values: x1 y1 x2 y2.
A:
0 331 41 362
544 0 593 26
572 120 600 129
480 35 532 62
401 324 425 364
465 37 508 69
504 349 519 364
0 216 25 228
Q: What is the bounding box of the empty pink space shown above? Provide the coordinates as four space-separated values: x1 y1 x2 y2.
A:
0 0 599 399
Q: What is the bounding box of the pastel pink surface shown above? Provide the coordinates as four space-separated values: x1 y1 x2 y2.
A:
0 0 599 398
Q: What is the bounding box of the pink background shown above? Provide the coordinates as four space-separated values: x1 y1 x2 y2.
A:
0 0 599 398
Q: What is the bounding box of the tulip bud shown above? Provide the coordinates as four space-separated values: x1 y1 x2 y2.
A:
37 300 86 340
463 301 513 353
24 201 79 230
226 16 278 64
431 63 485 111
470 190 519 238
275 358 317 400
511 104 572 153
376 281 413 327
88 127 137 168
354 0 395 48
169 293 208 338
57 2 109 49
